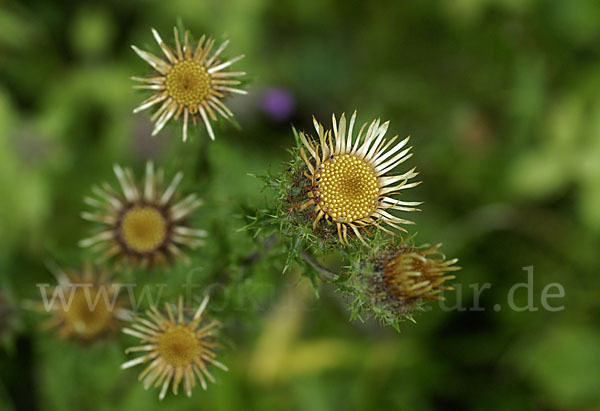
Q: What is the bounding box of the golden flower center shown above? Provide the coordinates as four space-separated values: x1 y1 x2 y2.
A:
120 206 167 253
158 326 199 367
314 154 380 222
165 60 211 107
62 288 113 338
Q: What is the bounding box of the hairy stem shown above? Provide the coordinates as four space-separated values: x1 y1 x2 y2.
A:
300 250 339 282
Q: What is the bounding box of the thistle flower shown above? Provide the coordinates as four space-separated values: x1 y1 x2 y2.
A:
121 296 226 400
36 264 125 342
79 161 205 267
298 111 421 245
350 243 459 327
132 27 247 141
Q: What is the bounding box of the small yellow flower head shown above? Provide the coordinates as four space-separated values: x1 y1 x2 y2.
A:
121 296 226 400
36 264 125 342
350 243 460 327
297 111 421 245
380 244 459 302
79 161 206 268
132 27 247 142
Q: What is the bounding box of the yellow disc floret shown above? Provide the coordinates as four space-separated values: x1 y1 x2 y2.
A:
165 60 211 108
158 325 199 367
61 288 113 339
120 206 167 253
314 154 379 222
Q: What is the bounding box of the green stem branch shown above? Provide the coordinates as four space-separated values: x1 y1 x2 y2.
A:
300 250 339 282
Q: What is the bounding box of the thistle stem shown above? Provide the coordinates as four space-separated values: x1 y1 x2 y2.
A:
194 130 211 179
300 250 339 282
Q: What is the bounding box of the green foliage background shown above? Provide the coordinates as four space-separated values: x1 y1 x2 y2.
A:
1 0 600 410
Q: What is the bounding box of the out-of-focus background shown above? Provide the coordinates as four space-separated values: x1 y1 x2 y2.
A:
1 0 600 410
